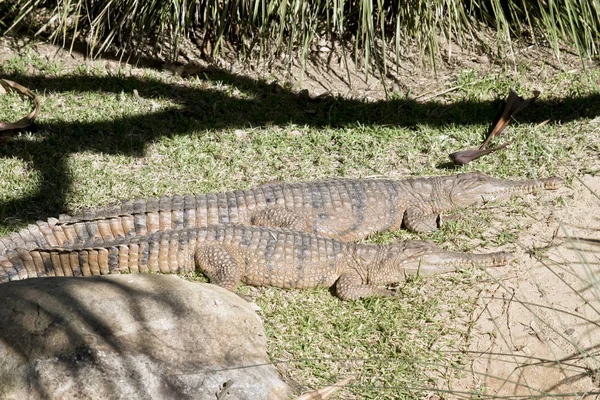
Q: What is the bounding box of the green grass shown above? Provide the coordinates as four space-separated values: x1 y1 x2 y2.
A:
0 44 599 398
0 90 32 122
253 283 472 399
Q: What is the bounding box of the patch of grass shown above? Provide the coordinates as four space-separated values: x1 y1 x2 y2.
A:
0 155 41 204
0 90 32 122
251 277 477 399
0 45 599 398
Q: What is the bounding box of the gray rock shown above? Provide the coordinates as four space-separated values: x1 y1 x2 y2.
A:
0 275 291 400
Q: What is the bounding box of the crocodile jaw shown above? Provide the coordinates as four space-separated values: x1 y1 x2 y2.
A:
402 250 512 278
449 172 562 207
370 241 512 285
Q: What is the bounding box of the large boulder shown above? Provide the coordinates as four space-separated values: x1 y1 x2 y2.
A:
0 275 291 400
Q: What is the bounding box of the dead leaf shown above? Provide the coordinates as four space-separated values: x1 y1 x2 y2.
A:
479 88 540 150
449 141 513 165
0 79 41 142
448 88 539 165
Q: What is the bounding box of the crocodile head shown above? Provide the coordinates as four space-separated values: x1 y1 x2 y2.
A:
370 240 512 285
448 172 562 207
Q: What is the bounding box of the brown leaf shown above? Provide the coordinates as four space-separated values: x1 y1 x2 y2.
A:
447 88 540 166
449 141 513 166
0 79 41 142
479 88 539 150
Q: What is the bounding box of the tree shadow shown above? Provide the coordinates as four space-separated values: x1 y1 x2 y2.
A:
1 65 599 229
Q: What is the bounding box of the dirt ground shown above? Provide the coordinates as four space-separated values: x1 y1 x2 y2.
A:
453 175 600 397
1 35 599 398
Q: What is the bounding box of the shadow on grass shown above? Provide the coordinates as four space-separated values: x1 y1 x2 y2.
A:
0 65 599 228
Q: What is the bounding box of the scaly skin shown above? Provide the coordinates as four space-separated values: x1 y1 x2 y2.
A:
0 173 561 257
0 225 511 300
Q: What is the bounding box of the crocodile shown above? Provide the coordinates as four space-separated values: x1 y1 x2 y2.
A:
0 224 511 300
0 173 561 257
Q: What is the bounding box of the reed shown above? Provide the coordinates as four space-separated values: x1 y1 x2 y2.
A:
1 0 599 66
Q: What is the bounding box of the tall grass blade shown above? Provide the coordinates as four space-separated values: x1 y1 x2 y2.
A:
0 0 599 75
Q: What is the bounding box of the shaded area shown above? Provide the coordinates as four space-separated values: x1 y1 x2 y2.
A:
0 274 286 399
0 67 599 229
0 277 177 398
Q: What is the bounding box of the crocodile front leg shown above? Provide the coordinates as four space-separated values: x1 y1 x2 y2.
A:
403 207 441 233
250 208 310 231
335 273 394 301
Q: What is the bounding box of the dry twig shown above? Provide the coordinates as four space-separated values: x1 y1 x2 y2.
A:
0 79 41 143
295 376 354 400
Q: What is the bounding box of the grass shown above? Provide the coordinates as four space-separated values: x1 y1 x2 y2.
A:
0 42 599 398
2 0 600 70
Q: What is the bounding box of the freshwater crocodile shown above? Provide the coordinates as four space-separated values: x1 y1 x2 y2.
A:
0 224 511 300
0 173 560 257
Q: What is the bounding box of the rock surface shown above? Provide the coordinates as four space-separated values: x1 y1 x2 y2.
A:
0 274 291 400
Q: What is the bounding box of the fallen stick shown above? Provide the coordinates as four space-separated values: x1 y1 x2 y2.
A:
0 79 41 143
295 376 354 400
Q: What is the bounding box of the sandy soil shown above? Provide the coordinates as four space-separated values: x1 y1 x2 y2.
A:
453 175 600 398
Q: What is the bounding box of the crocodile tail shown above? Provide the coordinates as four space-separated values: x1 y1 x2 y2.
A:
57 198 140 223
2 183 321 258
0 220 67 258
0 229 199 283
0 218 136 258
53 189 269 241
0 190 245 257
55 190 257 235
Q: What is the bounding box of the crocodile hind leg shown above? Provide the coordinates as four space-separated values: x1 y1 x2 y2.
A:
250 208 310 232
335 273 394 301
194 245 242 292
403 207 441 233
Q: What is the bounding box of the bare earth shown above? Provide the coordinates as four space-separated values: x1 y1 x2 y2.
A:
1 36 599 397
454 175 600 397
